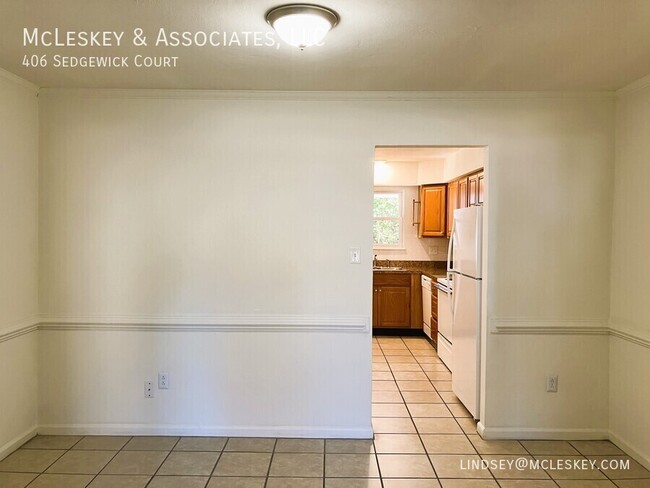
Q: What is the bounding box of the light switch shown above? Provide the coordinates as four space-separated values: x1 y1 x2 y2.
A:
349 247 361 264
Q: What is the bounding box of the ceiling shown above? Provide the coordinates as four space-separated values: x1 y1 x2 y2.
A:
2 0 650 90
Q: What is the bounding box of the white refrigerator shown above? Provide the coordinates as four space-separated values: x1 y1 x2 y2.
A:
447 206 482 419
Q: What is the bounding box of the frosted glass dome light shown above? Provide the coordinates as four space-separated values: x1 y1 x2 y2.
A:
266 4 339 49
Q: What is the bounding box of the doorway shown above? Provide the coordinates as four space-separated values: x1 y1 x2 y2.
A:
371 145 488 422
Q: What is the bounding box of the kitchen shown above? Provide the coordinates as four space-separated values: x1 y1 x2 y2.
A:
373 146 486 420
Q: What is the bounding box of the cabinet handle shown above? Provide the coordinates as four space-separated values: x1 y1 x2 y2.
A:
412 199 421 226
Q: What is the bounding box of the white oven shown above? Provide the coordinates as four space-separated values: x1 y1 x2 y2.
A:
436 278 453 371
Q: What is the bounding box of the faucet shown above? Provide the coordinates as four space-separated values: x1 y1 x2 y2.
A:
373 254 378 268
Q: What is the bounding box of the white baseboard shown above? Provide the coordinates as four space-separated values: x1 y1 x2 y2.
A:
0 426 37 462
609 430 650 471
38 423 374 440
477 422 609 440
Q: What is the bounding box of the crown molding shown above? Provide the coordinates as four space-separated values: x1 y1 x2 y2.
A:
616 74 650 97
0 68 39 93
37 88 615 102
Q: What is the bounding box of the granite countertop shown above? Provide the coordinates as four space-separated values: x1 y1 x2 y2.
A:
373 260 447 280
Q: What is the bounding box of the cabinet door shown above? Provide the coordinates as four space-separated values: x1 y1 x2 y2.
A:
458 178 469 209
446 180 458 238
372 287 380 328
431 286 438 324
477 171 485 204
419 185 447 237
468 173 479 206
377 286 411 328
431 285 439 346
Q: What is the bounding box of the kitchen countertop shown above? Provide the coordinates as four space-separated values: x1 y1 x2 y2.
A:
373 260 447 280
373 268 446 281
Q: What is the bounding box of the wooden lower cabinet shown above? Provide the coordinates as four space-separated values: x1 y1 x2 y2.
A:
375 286 410 327
373 272 422 329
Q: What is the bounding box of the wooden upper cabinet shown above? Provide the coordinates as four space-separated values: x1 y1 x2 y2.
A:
468 173 479 206
458 177 469 209
446 180 458 238
419 184 446 238
468 170 484 206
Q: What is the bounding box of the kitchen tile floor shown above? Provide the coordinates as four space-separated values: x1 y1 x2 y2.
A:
1 336 648 488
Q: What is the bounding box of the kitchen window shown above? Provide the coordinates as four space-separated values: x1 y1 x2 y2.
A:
373 191 403 248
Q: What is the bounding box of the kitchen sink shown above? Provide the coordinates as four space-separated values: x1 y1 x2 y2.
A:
373 266 404 271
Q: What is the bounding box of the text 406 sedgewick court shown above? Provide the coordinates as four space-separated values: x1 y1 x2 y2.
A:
22 54 179 69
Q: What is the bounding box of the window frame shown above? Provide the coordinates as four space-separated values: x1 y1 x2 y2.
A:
373 189 405 249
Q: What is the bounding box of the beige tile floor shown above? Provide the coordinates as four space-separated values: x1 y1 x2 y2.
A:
0 336 648 487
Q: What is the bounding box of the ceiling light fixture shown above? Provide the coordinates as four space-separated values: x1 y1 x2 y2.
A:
266 4 339 49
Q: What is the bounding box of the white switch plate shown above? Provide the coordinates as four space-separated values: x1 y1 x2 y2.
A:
349 247 361 264
158 373 169 389
144 381 154 398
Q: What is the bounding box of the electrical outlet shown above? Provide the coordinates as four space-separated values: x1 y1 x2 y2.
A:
546 375 558 392
158 373 169 389
144 381 154 398
429 246 439 256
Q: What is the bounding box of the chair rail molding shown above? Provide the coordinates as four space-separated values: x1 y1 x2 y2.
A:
36 313 370 333
490 317 649 348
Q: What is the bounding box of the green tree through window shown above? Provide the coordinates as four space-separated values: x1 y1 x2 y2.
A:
373 192 402 247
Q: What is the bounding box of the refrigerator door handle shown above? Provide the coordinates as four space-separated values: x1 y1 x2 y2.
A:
447 220 455 273
447 222 456 320
452 272 459 322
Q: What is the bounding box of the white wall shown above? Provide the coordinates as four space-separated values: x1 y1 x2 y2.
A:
374 161 420 186
484 334 609 438
443 147 486 181
38 330 369 437
372 186 448 262
0 334 39 458
38 92 374 437
609 79 650 467
417 158 446 184
38 89 615 439
0 71 39 459
481 93 615 435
